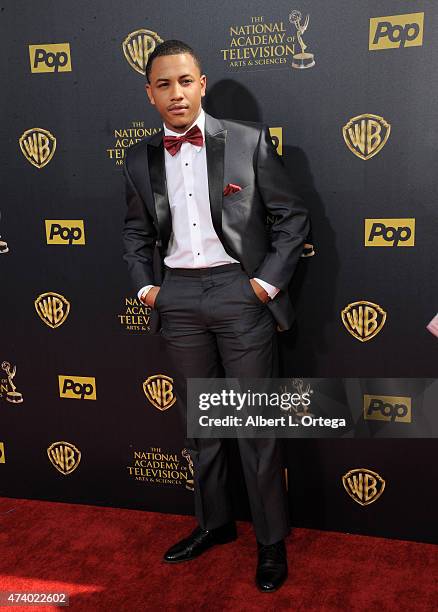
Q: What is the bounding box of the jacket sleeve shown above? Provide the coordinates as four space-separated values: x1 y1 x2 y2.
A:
253 125 310 291
122 157 157 292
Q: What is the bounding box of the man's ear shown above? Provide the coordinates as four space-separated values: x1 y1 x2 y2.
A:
200 74 207 98
145 83 155 106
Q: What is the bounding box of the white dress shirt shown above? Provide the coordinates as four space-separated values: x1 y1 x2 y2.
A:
137 107 279 301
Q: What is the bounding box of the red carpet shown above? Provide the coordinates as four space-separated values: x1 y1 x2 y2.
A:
0 497 436 611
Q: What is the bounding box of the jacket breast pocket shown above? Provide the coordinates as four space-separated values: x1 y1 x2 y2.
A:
222 184 252 206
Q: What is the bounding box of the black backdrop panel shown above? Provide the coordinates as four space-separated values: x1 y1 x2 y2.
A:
0 1 437 544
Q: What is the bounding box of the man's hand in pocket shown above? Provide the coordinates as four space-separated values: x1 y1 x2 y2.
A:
140 286 160 308
249 279 270 303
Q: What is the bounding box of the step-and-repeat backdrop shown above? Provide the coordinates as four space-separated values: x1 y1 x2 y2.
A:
1 1 437 544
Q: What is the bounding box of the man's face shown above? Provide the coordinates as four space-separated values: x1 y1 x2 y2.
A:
145 53 206 133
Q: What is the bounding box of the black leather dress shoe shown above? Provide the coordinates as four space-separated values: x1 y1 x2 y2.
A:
256 539 288 592
163 522 237 563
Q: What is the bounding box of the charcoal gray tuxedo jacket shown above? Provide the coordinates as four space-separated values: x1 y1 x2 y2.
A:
122 111 309 334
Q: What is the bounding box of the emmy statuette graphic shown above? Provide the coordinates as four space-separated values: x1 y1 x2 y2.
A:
289 10 316 69
1 361 23 403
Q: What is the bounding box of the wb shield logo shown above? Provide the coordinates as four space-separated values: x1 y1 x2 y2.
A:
341 301 387 342
143 374 176 411
122 29 163 75
343 114 390 160
19 128 56 169
47 441 81 475
342 468 385 506
35 292 70 328
29 43 72 73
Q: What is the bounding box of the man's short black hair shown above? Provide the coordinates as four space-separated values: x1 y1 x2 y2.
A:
146 39 202 83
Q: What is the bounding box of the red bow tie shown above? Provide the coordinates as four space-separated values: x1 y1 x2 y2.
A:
163 124 204 156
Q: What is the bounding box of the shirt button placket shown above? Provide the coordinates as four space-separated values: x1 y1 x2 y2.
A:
187 145 203 265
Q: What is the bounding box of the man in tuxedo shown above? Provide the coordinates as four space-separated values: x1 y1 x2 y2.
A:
122 40 309 592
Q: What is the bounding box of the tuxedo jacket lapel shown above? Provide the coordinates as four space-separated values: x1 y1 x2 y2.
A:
204 113 227 247
147 132 172 251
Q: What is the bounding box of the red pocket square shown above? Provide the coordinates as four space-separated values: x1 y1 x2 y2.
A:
223 183 242 197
